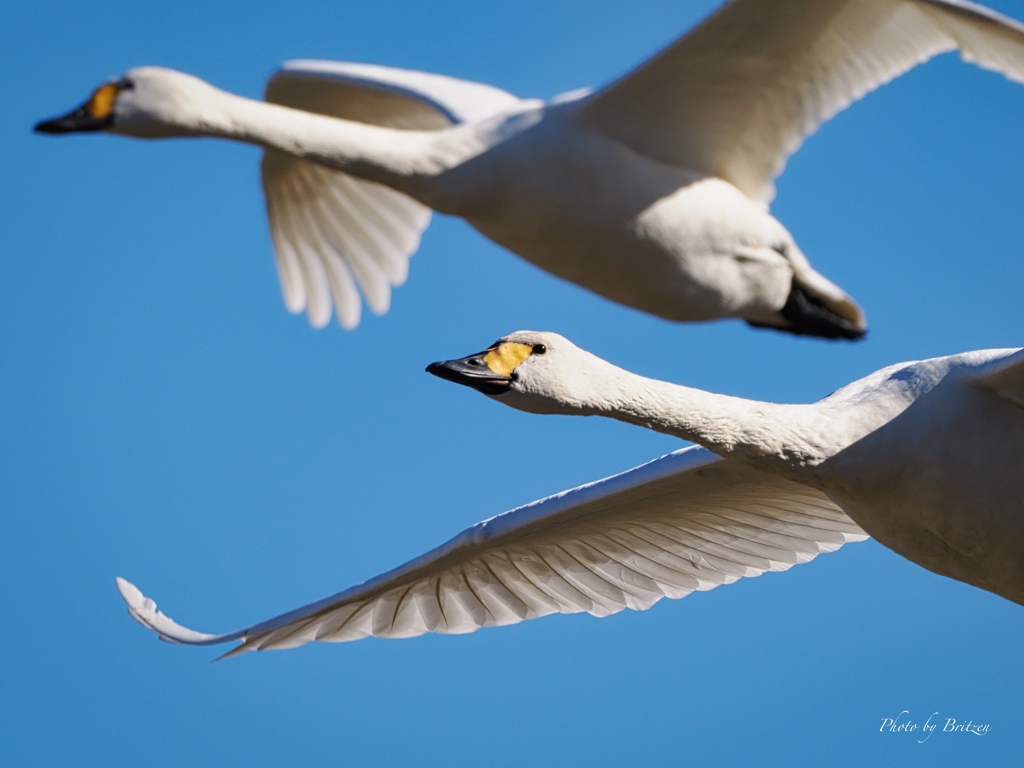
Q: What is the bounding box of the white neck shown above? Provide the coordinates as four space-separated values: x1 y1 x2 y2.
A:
544 357 837 471
160 87 457 195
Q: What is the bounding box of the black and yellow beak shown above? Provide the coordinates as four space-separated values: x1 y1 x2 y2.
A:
34 82 124 135
427 341 535 396
427 353 511 395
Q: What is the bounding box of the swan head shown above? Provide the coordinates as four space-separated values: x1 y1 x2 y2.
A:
34 67 227 139
427 331 614 416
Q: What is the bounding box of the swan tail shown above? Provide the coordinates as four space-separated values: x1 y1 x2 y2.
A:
748 243 866 340
780 283 866 340
747 282 866 341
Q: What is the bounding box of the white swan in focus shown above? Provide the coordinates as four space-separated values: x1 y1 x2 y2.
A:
429 332 1024 605
117 443 866 656
36 0 1024 338
117 334 1024 656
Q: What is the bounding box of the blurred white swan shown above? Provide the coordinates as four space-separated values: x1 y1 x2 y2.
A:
430 332 1024 606
37 0 1024 338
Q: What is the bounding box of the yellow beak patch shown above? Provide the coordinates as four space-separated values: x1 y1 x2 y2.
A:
483 342 533 377
88 83 120 119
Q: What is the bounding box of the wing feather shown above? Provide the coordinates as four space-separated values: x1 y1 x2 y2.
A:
263 171 308 315
260 62 520 327
278 178 336 328
968 348 1024 408
288 162 389 314
575 0 1024 203
117 446 867 656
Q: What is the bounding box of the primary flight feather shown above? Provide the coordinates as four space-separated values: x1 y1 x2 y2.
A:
117 445 865 656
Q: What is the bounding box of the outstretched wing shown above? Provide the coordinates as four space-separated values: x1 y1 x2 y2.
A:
969 347 1024 408
117 446 866 657
574 0 1024 204
262 61 521 328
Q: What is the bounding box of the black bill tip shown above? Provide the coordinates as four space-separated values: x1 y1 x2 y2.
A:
34 118 69 134
426 357 510 396
34 106 111 135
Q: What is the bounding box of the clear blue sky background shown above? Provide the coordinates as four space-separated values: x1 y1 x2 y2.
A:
4 1 1024 765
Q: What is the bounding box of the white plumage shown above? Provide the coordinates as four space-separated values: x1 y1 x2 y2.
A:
431 332 1024 608
119 336 1024 656
37 0 1024 338
117 445 865 656
259 62 518 328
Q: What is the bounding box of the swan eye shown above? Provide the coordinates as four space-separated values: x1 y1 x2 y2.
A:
532 344 547 355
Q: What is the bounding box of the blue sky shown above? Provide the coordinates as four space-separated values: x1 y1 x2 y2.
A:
4 1 1024 765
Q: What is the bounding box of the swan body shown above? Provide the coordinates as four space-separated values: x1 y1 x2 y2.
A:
430 332 1024 604
36 0 1024 337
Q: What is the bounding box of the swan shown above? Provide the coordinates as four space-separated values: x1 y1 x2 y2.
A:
116 444 867 657
428 332 1024 605
35 1 1024 338
116 333 1024 656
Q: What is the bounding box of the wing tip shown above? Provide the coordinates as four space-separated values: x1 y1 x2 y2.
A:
308 308 333 330
116 575 146 611
116 576 181 641
115 576 233 648
282 290 305 316
334 305 361 330
214 641 255 661
275 276 366 331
